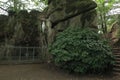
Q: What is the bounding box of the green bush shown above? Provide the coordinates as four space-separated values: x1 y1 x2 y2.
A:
49 27 114 74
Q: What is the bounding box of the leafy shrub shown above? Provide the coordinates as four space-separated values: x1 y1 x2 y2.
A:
49 27 114 74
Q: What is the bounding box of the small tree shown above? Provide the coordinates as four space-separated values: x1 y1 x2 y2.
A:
95 0 115 33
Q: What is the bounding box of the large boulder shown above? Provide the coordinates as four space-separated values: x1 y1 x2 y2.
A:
45 0 97 44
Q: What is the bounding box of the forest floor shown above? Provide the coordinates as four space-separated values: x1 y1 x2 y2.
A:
0 63 119 80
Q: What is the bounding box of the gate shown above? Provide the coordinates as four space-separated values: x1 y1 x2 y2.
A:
0 46 47 64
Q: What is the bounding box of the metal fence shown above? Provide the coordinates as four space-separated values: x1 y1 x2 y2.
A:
0 46 47 64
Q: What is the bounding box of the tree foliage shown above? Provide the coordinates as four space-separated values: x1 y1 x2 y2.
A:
0 0 47 13
95 0 119 33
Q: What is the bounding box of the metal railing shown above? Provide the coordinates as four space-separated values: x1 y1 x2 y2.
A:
0 46 47 64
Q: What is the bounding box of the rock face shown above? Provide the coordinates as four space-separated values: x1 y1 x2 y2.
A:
0 0 98 61
105 15 120 46
0 15 9 43
15 10 41 47
45 0 97 44
0 10 43 47
0 0 97 47
108 21 120 46
0 15 15 45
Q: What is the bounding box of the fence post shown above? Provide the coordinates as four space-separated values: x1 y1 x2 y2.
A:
33 47 35 61
19 47 21 62
6 46 9 61
26 47 29 60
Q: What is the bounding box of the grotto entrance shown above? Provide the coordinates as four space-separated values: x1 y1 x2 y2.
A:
0 10 48 64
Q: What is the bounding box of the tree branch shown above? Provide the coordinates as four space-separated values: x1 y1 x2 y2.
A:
0 7 8 12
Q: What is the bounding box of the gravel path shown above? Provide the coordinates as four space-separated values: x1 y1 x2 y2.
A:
0 64 119 80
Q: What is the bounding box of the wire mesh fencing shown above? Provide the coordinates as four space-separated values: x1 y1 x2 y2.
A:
0 46 48 64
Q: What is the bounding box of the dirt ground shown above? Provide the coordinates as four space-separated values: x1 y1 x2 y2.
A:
0 63 119 80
